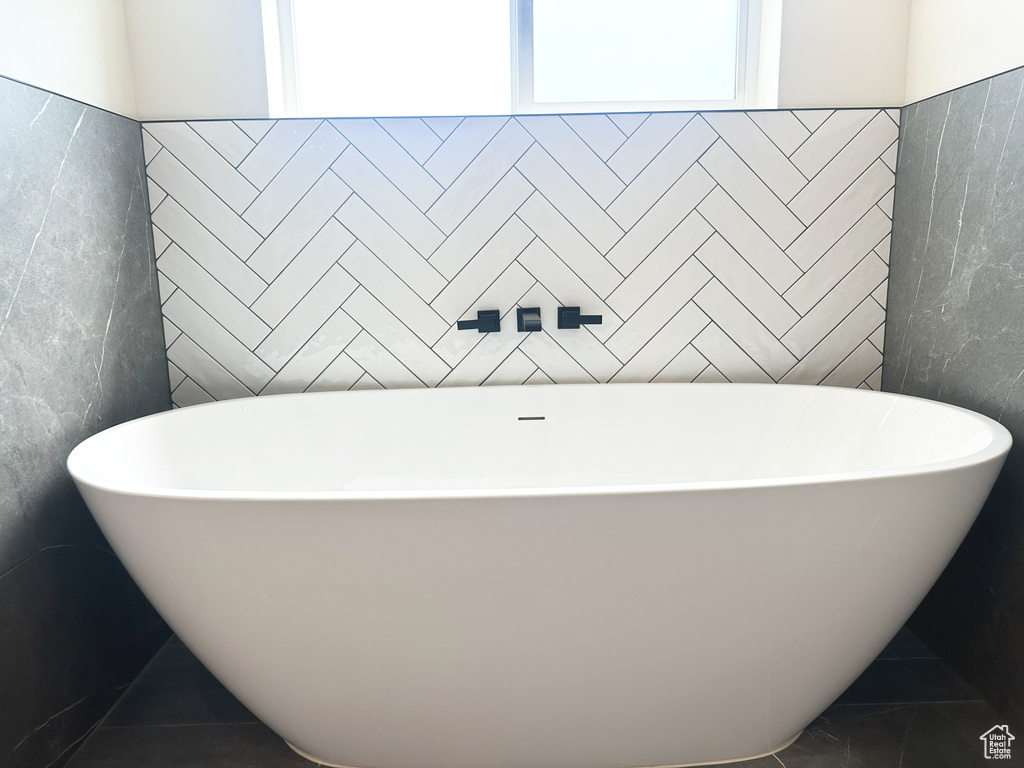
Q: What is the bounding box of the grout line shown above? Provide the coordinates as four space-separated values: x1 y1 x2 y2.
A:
99 721 265 731
242 165 341 265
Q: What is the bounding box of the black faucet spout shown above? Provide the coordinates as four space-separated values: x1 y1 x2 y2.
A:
517 307 542 332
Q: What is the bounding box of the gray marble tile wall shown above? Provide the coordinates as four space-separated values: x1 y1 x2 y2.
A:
0 75 171 767
885 64 1024 725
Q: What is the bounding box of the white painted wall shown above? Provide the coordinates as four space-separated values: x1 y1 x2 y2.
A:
778 0 911 108
5 1 1022 120
124 0 268 120
905 0 1024 104
0 0 136 116
104 0 924 119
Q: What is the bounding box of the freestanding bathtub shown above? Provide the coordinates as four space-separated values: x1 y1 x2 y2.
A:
68 383 1010 768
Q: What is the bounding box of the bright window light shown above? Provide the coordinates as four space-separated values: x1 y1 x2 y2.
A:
272 0 762 117
532 0 739 104
291 0 511 117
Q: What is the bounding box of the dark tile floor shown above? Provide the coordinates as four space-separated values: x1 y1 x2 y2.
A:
65 629 1009 767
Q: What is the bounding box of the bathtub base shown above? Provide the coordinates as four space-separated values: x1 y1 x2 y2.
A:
284 731 803 768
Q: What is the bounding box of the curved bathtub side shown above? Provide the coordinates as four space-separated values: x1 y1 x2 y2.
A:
72 450 1005 768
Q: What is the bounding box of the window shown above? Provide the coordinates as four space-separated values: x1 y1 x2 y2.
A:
265 0 511 118
516 0 758 113
264 0 765 118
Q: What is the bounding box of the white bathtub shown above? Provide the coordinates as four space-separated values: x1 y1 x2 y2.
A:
67 383 1010 768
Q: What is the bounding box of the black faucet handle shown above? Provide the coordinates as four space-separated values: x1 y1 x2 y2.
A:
457 309 501 333
557 306 603 329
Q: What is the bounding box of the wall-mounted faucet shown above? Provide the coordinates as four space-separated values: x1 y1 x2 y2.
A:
457 306 602 334
457 310 501 333
557 307 603 329
517 307 542 332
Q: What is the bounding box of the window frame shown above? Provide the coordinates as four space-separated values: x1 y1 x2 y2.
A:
510 0 762 114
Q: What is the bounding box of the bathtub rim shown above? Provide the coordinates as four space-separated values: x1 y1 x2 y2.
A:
66 383 1013 503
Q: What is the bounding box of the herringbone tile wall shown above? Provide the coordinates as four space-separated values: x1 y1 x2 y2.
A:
141 109 898 406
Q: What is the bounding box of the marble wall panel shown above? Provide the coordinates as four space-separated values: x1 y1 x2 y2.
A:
0 75 171 767
885 64 1024 724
